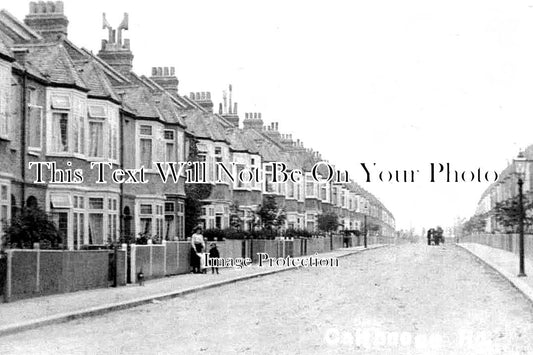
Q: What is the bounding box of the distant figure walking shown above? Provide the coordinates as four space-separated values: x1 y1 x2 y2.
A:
190 226 205 273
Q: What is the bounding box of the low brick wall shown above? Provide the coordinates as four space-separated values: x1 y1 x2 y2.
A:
4 249 125 302
461 233 533 260
3 233 373 301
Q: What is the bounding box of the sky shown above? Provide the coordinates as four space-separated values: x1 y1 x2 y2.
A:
4 0 533 232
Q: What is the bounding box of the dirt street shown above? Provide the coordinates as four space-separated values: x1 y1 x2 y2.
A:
1 244 533 354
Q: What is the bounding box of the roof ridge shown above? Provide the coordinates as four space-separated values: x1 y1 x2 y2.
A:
79 47 131 84
0 9 42 41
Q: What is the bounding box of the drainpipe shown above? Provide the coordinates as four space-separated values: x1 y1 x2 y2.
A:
119 108 125 243
14 49 29 210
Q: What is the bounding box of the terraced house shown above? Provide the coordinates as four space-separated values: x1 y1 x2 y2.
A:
473 146 533 234
0 1 395 250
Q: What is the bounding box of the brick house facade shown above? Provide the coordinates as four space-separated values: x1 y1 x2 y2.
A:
0 1 395 250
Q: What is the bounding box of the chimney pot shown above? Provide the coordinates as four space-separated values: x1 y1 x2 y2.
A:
170 67 175 76
157 67 163 76
207 92 211 100
190 92 195 100
151 67 157 76
164 67 169 76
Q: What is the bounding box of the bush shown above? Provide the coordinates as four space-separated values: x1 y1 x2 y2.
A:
4 206 61 249
221 228 250 240
203 229 227 241
249 229 277 240
283 228 313 239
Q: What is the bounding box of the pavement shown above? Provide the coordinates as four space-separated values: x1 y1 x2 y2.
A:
458 242 533 306
0 244 385 337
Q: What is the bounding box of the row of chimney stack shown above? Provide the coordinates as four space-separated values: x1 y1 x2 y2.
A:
190 92 211 101
29 1 64 14
264 122 279 131
244 112 262 120
151 67 175 77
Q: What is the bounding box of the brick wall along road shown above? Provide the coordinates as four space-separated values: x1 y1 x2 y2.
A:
1 244 533 355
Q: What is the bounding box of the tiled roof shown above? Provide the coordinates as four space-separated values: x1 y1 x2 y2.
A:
0 32 12 60
183 110 228 142
226 128 259 154
0 10 41 44
22 42 88 89
154 92 187 126
121 85 159 118
75 59 120 101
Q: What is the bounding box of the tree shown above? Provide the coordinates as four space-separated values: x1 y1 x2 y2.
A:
184 137 213 237
492 195 533 233
462 214 487 234
229 202 242 230
257 195 286 231
317 212 339 234
3 206 61 249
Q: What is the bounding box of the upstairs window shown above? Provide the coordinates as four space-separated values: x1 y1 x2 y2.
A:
88 121 104 157
164 129 175 162
51 112 69 152
88 104 106 158
28 88 43 150
49 94 87 156
0 64 10 139
139 125 153 168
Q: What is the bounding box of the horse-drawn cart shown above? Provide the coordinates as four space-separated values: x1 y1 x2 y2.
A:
427 227 444 245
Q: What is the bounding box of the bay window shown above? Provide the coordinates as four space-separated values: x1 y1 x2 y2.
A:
321 185 327 201
88 121 104 157
236 164 246 188
138 201 164 241
287 179 294 198
108 197 118 242
51 112 69 152
73 195 85 249
0 63 10 139
177 201 184 239
28 88 43 150
74 99 85 154
0 182 10 240
305 176 315 197
264 164 275 193
139 125 153 169
164 130 175 162
88 197 104 244
88 104 107 158
164 202 175 240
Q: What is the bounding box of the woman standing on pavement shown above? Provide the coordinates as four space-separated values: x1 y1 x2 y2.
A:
190 226 206 273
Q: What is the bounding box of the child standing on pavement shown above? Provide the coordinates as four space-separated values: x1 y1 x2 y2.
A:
209 243 220 274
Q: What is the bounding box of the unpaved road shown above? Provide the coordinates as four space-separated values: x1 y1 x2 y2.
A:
1 244 533 354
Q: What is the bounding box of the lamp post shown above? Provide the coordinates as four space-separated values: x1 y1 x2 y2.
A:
513 151 528 277
363 214 368 248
